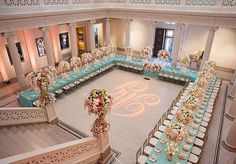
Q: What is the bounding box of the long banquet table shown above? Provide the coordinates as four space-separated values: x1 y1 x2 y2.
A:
145 76 218 164
18 55 198 107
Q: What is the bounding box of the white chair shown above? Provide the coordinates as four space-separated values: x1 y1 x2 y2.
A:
154 131 163 139
163 120 171 126
171 110 177 115
191 146 202 156
158 125 166 133
197 131 205 139
188 153 199 163
199 126 207 133
149 137 158 147
144 146 153 155
137 155 148 164
194 138 204 147
204 112 212 118
203 116 210 122
167 114 173 120
201 121 208 127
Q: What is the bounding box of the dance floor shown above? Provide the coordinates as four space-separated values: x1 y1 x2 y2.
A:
54 69 182 163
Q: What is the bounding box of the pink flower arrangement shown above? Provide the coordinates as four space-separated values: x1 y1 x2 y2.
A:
166 122 187 143
35 93 55 107
176 108 193 125
141 47 152 57
144 62 162 72
70 56 81 71
58 61 70 74
108 44 117 54
26 66 57 91
91 49 102 60
99 47 111 57
84 88 113 116
183 96 200 111
157 50 170 59
81 53 93 65
84 89 113 135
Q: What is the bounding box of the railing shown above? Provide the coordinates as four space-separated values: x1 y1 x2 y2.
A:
0 107 48 126
0 137 100 164
0 0 235 16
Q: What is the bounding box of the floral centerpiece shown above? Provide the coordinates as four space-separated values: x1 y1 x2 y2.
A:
26 66 57 107
99 47 111 58
70 56 81 72
109 44 117 54
157 50 171 59
195 77 209 89
81 53 93 67
144 62 161 72
84 88 113 135
176 108 193 125
58 61 70 76
91 49 102 62
166 122 187 143
189 86 205 100
183 96 201 111
125 47 133 57
141 47 152 58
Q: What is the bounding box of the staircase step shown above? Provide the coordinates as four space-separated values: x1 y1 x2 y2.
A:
9 126 41 150
25 124 57 146
0 133 21 157
1 127 32 153
18 126 49 148
33 124 66 144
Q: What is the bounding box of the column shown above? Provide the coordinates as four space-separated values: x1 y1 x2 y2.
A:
69 22 78 57
148 21 156 50
230 69 236 85
5 32 28 90
42 27 55 66
125 19 131 48
179 24 188 60
223 118 236 152
172 23 183 65
229 81 236 99
89 20 96 51
200 26 218 69
105 18 111 46
226 97 236 120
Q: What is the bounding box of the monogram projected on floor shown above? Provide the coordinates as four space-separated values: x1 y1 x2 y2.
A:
110 82 160 117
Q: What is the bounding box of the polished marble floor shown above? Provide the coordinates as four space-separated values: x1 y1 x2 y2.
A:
54 69 183 163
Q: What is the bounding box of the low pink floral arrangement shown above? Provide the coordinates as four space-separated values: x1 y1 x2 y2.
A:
58 61 70 74
91 49 102 60
70 56 81 71
108 44 117 54
144 62 162 72
176 108 193 125
183 96 200 111
99 47 111 57
26 66 57 91
141 47 152 57
166 122 187 143
157 50 170 59
81 53 93 65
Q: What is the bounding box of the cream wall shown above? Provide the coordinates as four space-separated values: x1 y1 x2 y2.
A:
182 25 208 58
130 20 149 50
110 19 125 48
24 28 48 70
210 28 236 69
0 31 32 79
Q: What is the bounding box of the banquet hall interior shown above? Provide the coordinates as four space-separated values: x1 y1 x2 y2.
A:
0 1 236 164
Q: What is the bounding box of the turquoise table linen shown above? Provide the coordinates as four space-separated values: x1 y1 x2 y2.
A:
18 55 198 107
145 77 217 164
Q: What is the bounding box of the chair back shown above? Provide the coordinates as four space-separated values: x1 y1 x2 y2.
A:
136 147 142 163
161 113 167 123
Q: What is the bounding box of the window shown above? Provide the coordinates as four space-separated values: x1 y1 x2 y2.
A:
163 29 174 54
